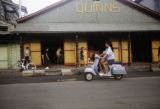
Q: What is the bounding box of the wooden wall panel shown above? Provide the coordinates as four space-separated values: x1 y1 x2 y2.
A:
31 52 41 65
64 39 76 65
114 49 120 62
30 43 41 51
0 46 8 69
112 41 121 62
121 41 128 63
78 40 88 65
152 40 160 62
23 41 42 65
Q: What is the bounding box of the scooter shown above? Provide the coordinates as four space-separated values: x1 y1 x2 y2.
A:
84 54 127 81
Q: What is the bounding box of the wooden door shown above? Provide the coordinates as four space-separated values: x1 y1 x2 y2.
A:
24 41 42 65
78 39 88 65
121 41 129 64
0 45 8 69
152 40 160 62
64 39 76 65
112 41 121 62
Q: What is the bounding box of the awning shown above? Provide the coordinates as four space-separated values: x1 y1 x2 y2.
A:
14 22 160 33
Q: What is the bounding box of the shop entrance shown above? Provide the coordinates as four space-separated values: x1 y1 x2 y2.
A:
41 39 64 65
88 38 108 62
131 36 151 62
88 39 106 52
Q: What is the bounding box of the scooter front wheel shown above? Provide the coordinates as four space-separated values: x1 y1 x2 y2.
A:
84 73 94 81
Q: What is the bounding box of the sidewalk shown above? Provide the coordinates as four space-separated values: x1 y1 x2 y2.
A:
0 65 160 85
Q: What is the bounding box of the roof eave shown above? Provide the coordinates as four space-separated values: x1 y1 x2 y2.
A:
16 0 160 23
117 0 160 20
17 0 73 23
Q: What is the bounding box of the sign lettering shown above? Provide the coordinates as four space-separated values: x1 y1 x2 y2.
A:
76 0 121 13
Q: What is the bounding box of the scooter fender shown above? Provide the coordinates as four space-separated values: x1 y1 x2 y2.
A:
84 68 97 76
111 64 127 75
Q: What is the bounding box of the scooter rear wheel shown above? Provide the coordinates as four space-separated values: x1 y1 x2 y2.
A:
84 73 94 81
114 75 123 80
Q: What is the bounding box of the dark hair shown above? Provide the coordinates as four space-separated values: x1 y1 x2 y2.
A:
106 41 113 51
81 47 84 50
45 48 49 51
26 47 29 49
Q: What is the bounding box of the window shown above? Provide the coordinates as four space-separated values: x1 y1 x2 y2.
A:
0 26 8 31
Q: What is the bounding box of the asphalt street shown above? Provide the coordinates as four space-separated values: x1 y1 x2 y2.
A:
0 71 160 84
0 77 160 109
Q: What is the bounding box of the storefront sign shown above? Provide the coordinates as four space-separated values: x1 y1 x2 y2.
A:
76 0 121 13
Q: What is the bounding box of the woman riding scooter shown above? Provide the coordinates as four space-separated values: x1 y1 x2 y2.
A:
99 42 115 76
84 42 126 81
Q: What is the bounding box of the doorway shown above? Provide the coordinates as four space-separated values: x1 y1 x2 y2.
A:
88 38 108 62
41 39 64 65
131 36 151 62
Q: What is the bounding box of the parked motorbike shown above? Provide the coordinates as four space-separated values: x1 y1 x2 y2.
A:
17 59 36 72
84 54 127 81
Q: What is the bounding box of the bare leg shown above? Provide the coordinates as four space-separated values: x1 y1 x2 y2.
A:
100 59 108 74
103 61 109 74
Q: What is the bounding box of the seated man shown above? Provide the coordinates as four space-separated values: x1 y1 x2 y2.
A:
100 42 115 75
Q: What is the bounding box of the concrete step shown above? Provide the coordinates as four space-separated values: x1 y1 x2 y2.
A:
45 68 76 76
125 63 151 72
151 64 160 72
45 69 61 72
22 70 34 77
22 70 45 77
125 63 160 72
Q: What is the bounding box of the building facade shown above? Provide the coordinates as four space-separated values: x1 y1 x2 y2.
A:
11 0 160 67
0 0 27 69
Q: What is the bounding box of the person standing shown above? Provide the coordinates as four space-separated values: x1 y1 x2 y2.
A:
56 47 62 64
44 48 50 70
24 47 30 65
158 46 160 68
100 42 115 75
80 47 85 67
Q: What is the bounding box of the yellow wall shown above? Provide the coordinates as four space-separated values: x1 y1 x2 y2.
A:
22 38 130 66
64 39 76 65
78 39 88 65
64 38 88 65
23 41 41 65
112 41 121 62
121 41 128 64
152 40 160 62
112 40 129 64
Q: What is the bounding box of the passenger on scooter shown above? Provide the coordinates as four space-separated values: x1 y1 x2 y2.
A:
100 42 115 76
92 51 100 73
92 51 103 73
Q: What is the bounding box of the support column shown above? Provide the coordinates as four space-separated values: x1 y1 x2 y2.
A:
75 35 79 68
128 33 131 66
19 34 23 59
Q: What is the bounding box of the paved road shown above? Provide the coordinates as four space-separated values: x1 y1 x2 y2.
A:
0 77 160 109
0 71 160 84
